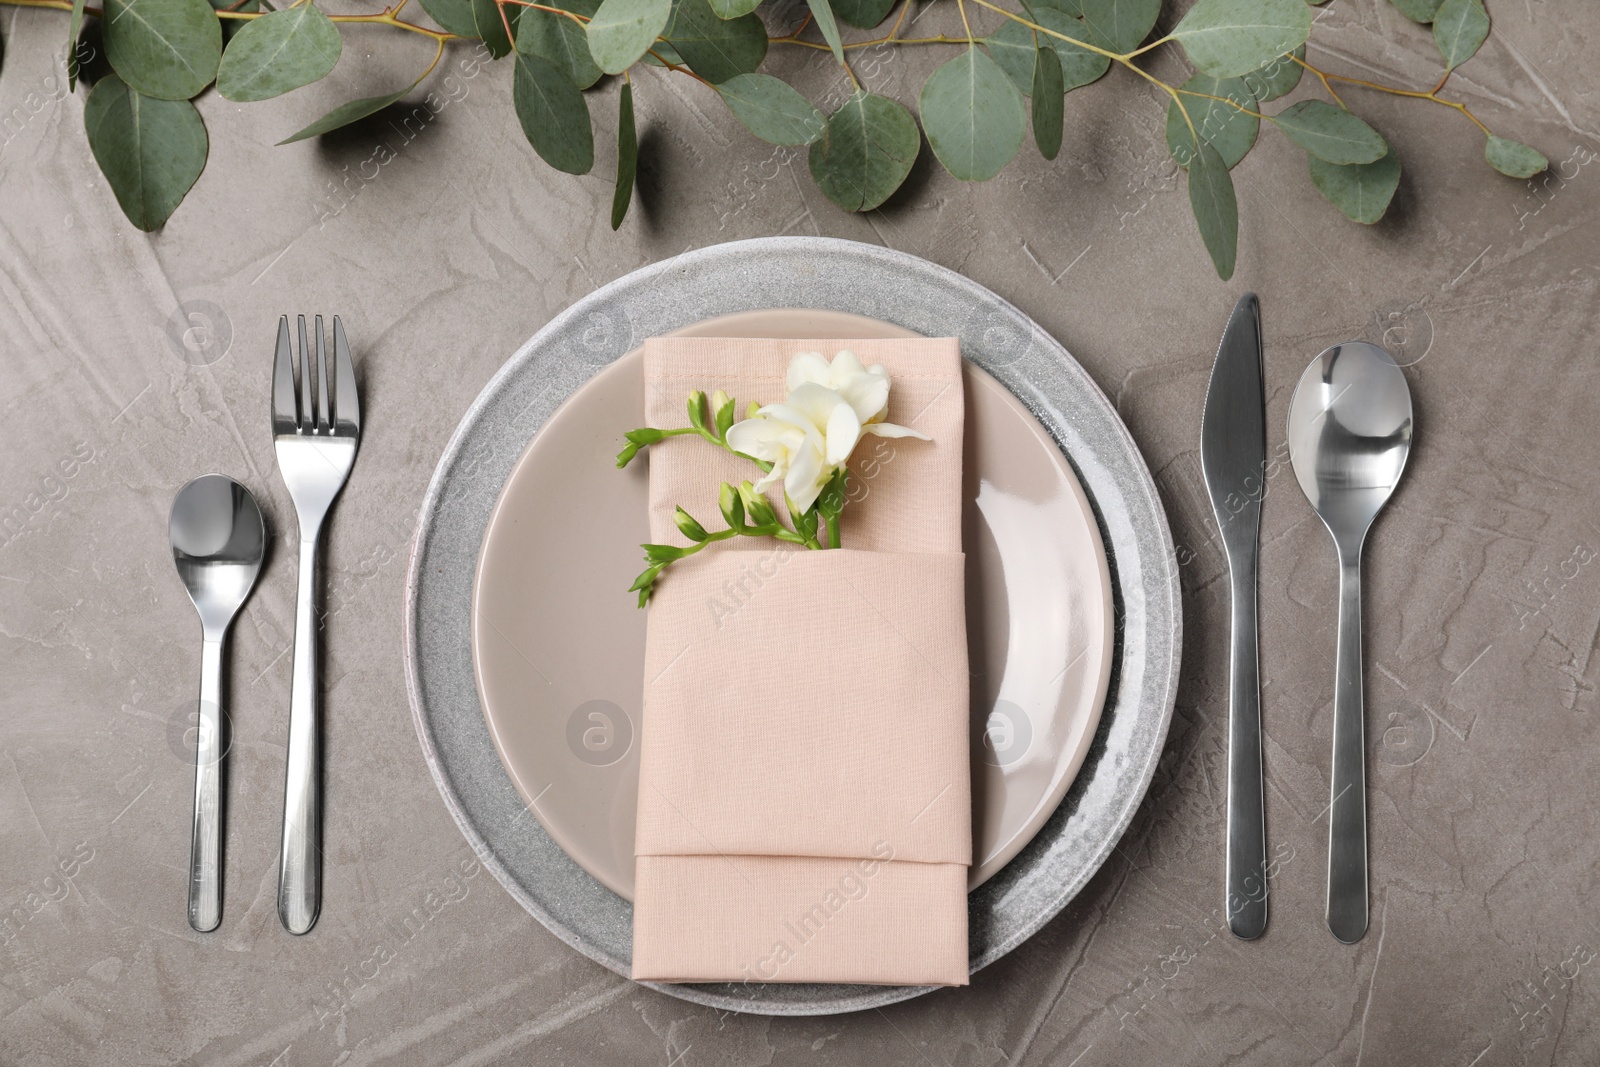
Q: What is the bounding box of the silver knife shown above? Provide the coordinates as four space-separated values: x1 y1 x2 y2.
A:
1201 292 1268 941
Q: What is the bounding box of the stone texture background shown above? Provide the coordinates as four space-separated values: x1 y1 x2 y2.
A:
3 0 1598 1062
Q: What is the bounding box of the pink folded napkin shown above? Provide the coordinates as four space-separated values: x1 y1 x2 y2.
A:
631 336 970 987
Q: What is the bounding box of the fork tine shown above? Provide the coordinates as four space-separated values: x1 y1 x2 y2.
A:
273 316 298 431
314 316 330 431
297 315 313 432
332 317 359 435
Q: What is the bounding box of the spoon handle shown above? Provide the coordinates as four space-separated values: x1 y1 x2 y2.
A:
189 636 225 932
1327 549 1369 943
278 534 323 935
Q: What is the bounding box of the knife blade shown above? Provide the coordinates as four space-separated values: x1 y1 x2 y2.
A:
1201 292 1268 941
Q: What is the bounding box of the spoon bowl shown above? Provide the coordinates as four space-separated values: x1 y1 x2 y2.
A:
1287 341 1413 945
170 474 266 932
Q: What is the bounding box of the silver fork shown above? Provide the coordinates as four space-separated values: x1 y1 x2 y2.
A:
271 314 360 935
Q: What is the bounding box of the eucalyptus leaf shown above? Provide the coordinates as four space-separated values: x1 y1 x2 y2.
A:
1485 134 1547 179
612 81 636 229
808 90 919 211
1432 0 1487 70
84 74 207 230
830 0 896 29
216 5 341 102
1165 73 1256 169
102 0 222 101
513 50 594 174
417 0 480 37
920 46 1027 182
806 0 846 66
277 86 413 144
1240 44 1302 102
1172 0 1312 79
1031 45 1063 160
1187 139 1237 280
517 0 602 89
472 0 520 58
664 0 766 83
587 0 672 75
707 0 760 15
1271 100 1386 164
986 15 1109 95
1308 146 1400 223
67 0 86 89
718 73 826 146
1075 0 1159 54
1387 0 1442 22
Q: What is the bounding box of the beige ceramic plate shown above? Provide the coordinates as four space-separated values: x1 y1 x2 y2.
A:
472 309 1113 899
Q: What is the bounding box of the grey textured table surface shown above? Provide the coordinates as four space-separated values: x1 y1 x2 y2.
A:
3 0 1598 1062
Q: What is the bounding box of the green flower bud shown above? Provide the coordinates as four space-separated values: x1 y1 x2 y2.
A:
719 482 744 529
674 506 710 542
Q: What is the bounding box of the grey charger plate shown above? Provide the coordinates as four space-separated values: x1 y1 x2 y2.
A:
403 237 1181 1016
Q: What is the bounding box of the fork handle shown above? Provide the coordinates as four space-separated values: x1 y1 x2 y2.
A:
278 533 322 935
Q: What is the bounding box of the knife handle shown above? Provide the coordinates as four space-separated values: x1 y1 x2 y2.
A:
1225 551 1268 940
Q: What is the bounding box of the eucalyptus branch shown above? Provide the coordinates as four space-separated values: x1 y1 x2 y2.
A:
10 0 1546 266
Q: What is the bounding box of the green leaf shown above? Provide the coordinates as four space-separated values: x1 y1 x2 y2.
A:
1484 134 1547 179
1172 0 1312 79
418 0 481 37
1165 73 1257 169
1240 44 1302 102
806 0 846 66
808 90 919 211
708 0 759 14
663 0 766 83
473 0 520 58
67 0 86 89
1271 100 1386 164
513 51 594 174
920 46 1027 182
687 390 708 430
84 74 207 230
517 0 602 89
1187 139 1237 280
1387 0 1442 22
1308 146 1400 223
216 5 340 102
830 0 896 28
277 86 412 143
1031 45 1063 160
717 73 826 145
102 0 222 100
1432 0 1487 70
612 81 636 228
587 0 671 74
986 11 1110 95
1075 0 1159 53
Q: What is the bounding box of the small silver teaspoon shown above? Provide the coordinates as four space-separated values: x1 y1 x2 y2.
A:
170 475 266 932
1287 342 1414 944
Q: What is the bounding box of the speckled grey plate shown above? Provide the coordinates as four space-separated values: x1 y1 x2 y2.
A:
403 237 1181 1016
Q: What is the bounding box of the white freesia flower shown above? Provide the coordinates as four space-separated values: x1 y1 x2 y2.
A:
725 351 930 513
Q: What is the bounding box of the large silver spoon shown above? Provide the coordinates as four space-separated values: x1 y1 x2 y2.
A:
1287 342 1413 944
170 475 266 932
